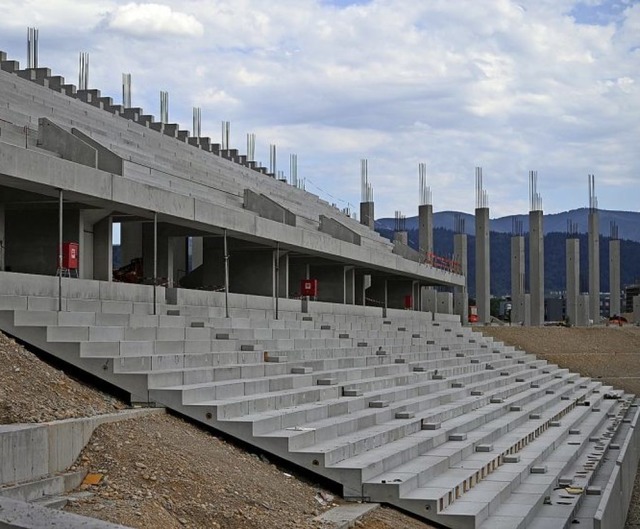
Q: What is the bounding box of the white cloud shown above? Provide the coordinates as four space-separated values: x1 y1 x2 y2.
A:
106 3 204 37
0 0 637 218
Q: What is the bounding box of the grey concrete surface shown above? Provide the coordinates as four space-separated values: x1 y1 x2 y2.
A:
529 210 544 326
475 207 490 324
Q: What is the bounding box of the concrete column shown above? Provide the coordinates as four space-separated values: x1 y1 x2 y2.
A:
566 237 580 326
0 203 5 271
172 237 187 287
609 238 621 316
393 231 408 246
634 296 640 324
453 233 468 324
344 267 355 304
191 236 203 271
142 223 170 283
412 281 420 311
359 201 375 230
511 235 525 324
588 209 600 322
578 294 590 326
277 252 289 298
120 222 142 268
529 210 544 325
355 272 371 306
475 207 490 324
418 204 433 257
93 216 113 281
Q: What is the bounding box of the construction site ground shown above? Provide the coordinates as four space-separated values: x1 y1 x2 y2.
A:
1 325 639 528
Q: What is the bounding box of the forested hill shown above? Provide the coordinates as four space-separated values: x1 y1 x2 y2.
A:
376 226 640 298
377 208 640 243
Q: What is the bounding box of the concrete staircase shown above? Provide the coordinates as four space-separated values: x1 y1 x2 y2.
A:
0 273 638 528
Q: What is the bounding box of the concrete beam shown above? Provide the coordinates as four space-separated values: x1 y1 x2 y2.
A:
37 118 97 169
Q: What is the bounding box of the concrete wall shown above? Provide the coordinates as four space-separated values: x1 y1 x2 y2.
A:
437 292 453 314
475 207 490 324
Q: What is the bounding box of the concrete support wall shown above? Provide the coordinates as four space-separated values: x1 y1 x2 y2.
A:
319 216 361 246
0 203 5 271
609 239 621 316
93 216 112 282
387 279 413 310
277 252 289 298
437 292 453 314
422 287 437 314
4 209 80 276
418 204 433 256
359 201 374 230
511 235 525 324
475 207 490 324
310 264 346 303
588 210 600 322
453 233 468 324
120 222 142 268
566 237 580 326
366 276 387 310
191 236 203 271
345 267 355 305
529 210 544 325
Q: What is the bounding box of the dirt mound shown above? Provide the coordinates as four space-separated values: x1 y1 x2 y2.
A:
0 332 124 424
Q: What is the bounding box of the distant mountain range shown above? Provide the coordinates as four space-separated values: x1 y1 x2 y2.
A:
375 208 640 298
377 208 640 243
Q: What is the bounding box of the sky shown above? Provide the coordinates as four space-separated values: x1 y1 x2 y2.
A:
0 0 638 219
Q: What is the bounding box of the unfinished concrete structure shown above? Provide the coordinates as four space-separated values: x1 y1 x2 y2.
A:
609 222 621 317
529 171 544 326
0 46 638 529
510 219 528 325
418 163 433 257
359 159 375 231
474 168 491 325
588 175 601 323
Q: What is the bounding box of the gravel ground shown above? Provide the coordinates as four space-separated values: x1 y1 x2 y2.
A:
0 332 124 423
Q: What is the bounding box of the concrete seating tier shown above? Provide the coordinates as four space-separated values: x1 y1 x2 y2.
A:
0 276 637 529
0 64 396 257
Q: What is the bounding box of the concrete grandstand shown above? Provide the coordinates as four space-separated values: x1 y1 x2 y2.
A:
0 48 638 529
